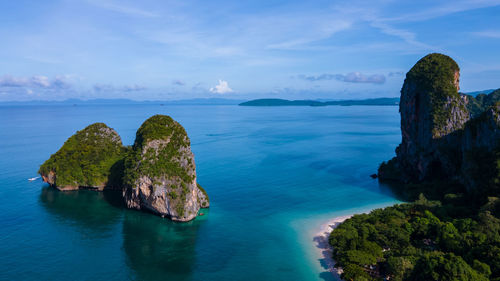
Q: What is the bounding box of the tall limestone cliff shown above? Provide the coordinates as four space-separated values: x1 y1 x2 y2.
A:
122 115 209 222
460 104 500 191
379 53 500 193
39 123 126 191
395 53 469 181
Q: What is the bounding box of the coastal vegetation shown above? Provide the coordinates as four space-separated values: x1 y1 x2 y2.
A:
330 195 498 280
330 53 500 280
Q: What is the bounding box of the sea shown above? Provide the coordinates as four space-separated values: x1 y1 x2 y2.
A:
0 104 401 280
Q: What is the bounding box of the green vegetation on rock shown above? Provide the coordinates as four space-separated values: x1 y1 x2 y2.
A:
405 53 462 138
123 115 193 187
38 123 126 188
197 183 210 208
121 114 207 221
133 114 190 148
466 89 500 117
39 115 209 222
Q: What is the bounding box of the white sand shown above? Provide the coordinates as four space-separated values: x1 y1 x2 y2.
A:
312 215 353 280
311 203 396 280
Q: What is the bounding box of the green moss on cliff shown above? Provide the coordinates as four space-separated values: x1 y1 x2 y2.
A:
123 115 193 189
197 183 210 208
466 89 500 117
197 183 209 201
134 114 190 149
38 123 126 187
405 53 461 137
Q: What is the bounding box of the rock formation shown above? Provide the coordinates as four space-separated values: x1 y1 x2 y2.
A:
122 115 207 221
39 123 125 191
379 53 500 192
39 115 209 222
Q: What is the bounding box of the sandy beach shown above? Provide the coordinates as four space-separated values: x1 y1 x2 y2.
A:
313 215 353 280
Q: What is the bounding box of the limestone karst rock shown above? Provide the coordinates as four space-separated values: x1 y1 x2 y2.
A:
122 115 208 221
379 53 500 192
39 115 210 222
39 123 125 191
395 53 469 181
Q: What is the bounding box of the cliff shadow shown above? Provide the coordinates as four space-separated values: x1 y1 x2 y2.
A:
39 186 122 233
122 210 205 281
378 177 467 203
102 188 126 209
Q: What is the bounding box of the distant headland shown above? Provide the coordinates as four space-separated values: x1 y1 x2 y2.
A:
239 98 399 107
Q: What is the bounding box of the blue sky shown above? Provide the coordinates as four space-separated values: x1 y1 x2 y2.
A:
1 0 499 101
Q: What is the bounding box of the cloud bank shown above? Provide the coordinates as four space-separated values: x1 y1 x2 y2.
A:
0 75 71 89
93 83 147 93
297 72 386 84
172 80 185 86
210 80 233 94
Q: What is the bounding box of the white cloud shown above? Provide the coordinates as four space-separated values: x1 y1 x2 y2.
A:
473 30 500 38
31 75 51 87
370 22 435 50
123 84 147 92
210 80 233 94
382 0 500 22
93 83 147 92
0 75 71 89
86 0 158 18
296 72 386 84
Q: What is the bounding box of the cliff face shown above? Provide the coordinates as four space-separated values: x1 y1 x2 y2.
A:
39 123 125 191
460 105 500 190
379 53 500 191
122 115 206 222
196 183 210 208
395 53 469 181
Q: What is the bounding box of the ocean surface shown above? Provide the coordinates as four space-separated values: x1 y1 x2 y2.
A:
0 104 401 280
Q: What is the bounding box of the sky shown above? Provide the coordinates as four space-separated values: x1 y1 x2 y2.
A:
0 0 500 101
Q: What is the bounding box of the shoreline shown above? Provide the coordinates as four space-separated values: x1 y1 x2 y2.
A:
313 215 352 280
310 201 399 280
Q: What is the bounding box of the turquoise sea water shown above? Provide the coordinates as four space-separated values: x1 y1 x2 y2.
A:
0 104 400 280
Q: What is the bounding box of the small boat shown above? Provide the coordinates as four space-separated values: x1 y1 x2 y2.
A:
28 176 40 181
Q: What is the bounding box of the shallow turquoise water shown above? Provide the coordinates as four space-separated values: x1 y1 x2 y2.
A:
0 104 400 280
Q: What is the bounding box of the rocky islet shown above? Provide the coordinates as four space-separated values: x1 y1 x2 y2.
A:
39 114 209 222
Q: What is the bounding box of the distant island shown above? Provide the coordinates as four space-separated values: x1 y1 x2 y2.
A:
326 53 500 280
239 98 400 107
